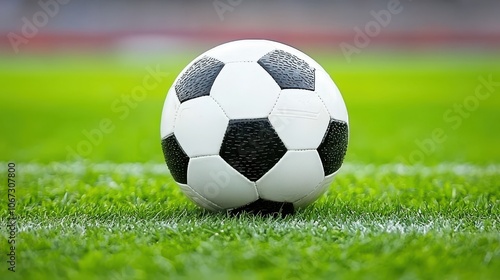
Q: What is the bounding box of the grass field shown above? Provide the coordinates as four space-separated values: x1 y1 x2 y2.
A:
1 50 500 279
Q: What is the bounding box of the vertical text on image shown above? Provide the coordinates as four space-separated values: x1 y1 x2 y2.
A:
6 163 17 272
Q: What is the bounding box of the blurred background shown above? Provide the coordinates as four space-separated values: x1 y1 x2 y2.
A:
1 0 499 164
1 0 500 52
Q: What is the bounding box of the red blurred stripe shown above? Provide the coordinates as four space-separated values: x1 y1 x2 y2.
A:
2 29 500 53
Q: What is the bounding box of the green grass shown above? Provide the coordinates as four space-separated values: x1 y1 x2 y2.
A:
0 51 500 279
2 162 499 279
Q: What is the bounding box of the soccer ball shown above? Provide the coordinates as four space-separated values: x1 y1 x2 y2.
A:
160 40 348 214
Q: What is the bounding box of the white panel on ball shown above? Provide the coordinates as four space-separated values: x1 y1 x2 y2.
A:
174 96 228 157
187 156 258 209
256 151 324 202
171 40 274 85
211 63 281 119
160 87 181 138
293 172 337 208
204 40 277 64
269 89 330 150
315 70 348 123
177 183 223 211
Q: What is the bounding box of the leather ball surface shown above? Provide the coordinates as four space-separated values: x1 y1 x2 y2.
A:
160 39 348 212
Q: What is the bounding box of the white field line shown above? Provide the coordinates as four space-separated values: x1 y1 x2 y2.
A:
5 162 500 177
12 215 498 235
3 162 498 235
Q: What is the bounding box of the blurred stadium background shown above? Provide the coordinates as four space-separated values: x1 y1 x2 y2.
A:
1 0 500 53
1 0 499 163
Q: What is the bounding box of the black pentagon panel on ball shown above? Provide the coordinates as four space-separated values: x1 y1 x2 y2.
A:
257 50 315 91
317 119 349 176
161 134 189 184
220 118 287 182
175 56 225 103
